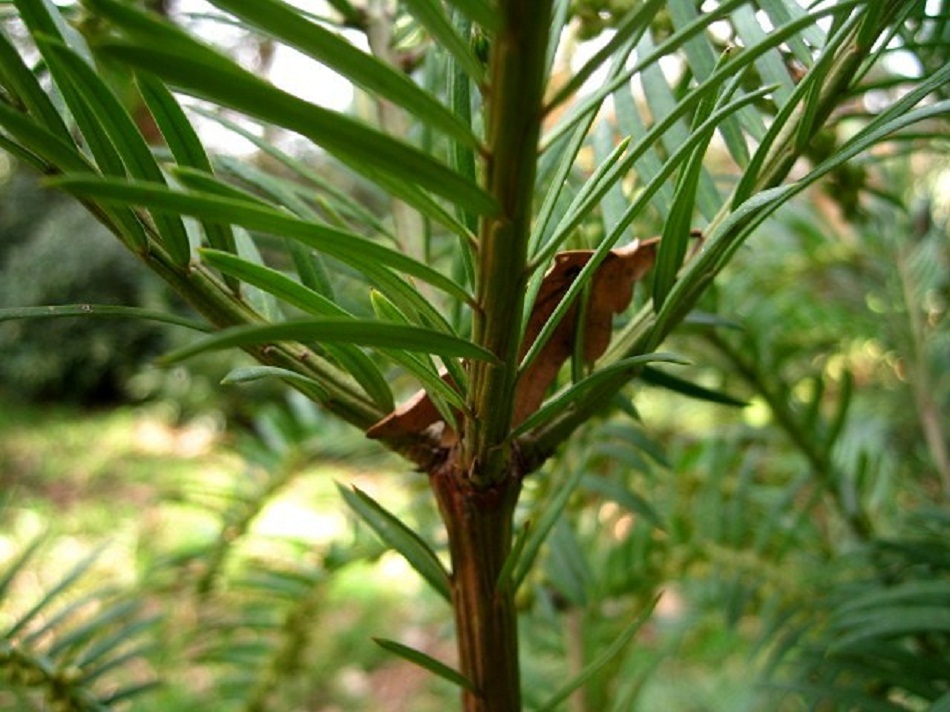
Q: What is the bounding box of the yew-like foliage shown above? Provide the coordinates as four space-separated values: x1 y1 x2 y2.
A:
0 0 946 709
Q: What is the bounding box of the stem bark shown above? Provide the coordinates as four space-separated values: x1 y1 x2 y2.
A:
431 462 522 712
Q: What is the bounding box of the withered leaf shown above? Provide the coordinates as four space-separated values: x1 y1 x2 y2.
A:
366 235 683 440
365 383 444 440
365 370 457 442
513 237 659 425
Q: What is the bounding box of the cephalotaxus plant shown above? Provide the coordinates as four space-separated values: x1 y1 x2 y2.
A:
0 0 946 709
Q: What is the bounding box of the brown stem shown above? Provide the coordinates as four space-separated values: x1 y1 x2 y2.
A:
430 460 522 712
565 608 587 712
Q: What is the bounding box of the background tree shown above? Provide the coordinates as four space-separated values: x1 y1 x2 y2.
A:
0 0 947 710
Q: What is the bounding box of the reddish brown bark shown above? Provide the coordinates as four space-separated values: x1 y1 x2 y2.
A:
430 461 522 712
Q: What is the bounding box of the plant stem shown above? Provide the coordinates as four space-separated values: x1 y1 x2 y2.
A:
565 608 587 712
431 461 522 712
465 0 554 485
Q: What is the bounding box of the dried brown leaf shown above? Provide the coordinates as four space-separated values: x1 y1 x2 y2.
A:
513 237 659 424
365 234 692 440
365 384 445 440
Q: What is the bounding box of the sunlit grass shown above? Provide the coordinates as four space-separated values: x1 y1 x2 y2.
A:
0 398 233 518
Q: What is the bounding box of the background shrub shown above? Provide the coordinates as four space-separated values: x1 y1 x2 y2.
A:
0 168 167 403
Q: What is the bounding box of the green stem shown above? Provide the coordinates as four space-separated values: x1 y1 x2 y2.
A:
465 0 554 486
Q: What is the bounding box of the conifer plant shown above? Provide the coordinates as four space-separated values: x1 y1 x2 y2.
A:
0 0 946 709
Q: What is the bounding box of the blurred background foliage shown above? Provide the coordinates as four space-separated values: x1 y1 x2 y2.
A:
0 0 948 710
0 169 167 404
